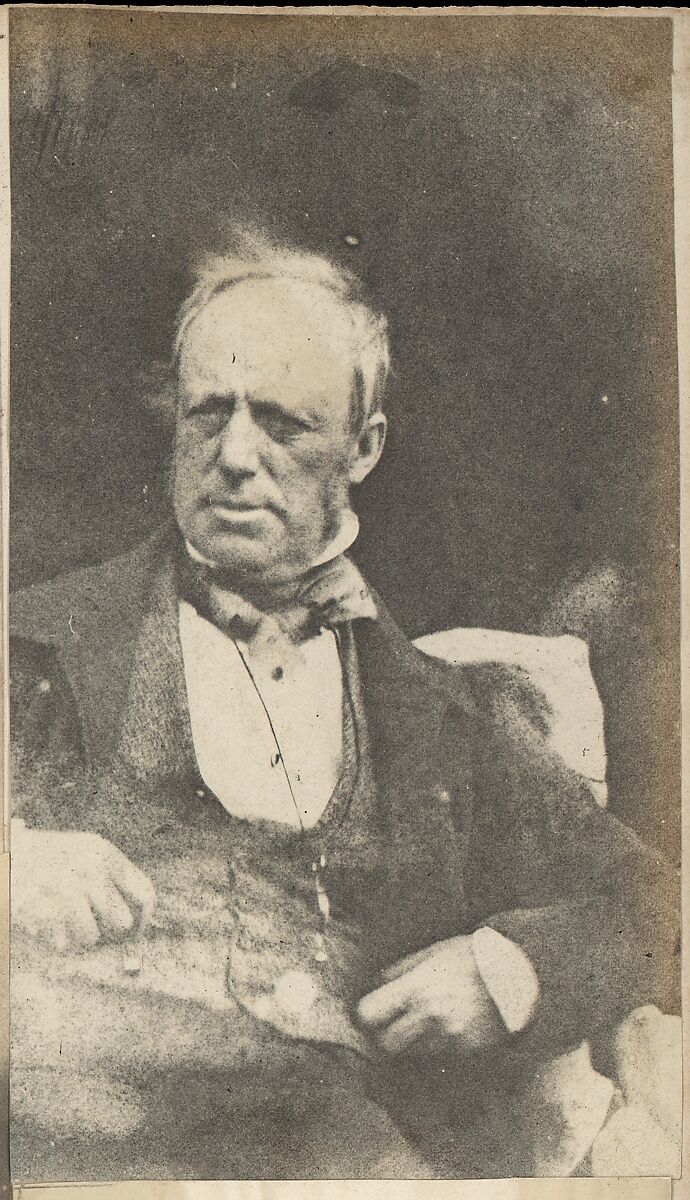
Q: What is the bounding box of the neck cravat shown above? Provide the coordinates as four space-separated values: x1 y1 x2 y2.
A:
177 550 377 648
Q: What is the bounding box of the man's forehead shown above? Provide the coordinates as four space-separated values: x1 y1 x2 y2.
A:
179 276 357 372
177 279 358 425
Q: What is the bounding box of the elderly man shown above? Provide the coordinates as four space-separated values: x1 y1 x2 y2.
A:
10 231 678 1181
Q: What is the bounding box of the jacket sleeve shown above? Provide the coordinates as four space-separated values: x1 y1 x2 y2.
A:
10 637 87 828
456 668 680 1063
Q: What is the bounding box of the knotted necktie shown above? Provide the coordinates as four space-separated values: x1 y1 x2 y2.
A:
177 549 378 650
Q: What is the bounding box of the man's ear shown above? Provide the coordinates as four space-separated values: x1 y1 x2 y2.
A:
348 413 387 485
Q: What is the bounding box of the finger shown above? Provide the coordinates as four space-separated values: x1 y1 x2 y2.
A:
107 852 156 935
381 944 438 983
377 1009 433 1055
88 882 136 939
27 897 70 953
13 894 55 942
63 897 101 949
52 922 69 954
41 915 69 954
357 976 413 1027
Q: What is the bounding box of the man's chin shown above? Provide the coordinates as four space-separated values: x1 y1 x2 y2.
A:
199 528 276 576
179 508 326 582
180 505 276 566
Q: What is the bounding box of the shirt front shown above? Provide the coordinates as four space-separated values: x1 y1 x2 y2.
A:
179 508 361 829
179 602 346 829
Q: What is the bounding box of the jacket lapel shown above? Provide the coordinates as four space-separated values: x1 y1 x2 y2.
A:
114 554 199 786
354 594 480 799
353 599 482 946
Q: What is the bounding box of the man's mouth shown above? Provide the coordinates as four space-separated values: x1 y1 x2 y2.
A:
209 499 269 520
212 500 263 511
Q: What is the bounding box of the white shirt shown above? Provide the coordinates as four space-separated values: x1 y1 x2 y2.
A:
179 605 345 829
179 514 361 829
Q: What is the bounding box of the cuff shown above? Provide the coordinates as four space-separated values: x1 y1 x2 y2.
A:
471 925 540 1033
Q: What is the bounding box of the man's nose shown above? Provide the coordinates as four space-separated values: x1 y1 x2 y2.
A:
217 405 260 477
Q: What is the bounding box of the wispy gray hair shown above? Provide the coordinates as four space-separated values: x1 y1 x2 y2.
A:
173 226 391 431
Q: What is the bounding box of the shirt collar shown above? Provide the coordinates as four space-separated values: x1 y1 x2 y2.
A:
312 508 360 567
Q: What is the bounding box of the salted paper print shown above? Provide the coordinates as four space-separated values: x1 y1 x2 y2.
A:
6 6 682 1185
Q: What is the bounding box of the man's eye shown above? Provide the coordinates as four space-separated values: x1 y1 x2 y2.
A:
188 395 228 418
260 411 311 439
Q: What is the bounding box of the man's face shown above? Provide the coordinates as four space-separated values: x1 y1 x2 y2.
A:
173 278 370 582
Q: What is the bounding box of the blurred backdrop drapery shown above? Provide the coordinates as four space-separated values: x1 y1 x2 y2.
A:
9 10 679 856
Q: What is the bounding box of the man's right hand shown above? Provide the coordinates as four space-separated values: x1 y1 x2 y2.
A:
11 822 156 952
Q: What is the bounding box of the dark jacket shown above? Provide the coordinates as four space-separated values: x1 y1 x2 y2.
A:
10 527 679 1070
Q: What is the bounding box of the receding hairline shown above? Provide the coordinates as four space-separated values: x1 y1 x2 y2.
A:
176 271 366 360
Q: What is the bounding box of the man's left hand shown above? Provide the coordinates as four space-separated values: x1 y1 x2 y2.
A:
356 935 506 1055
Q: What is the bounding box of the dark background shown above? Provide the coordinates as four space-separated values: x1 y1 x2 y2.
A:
9 10 679 856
